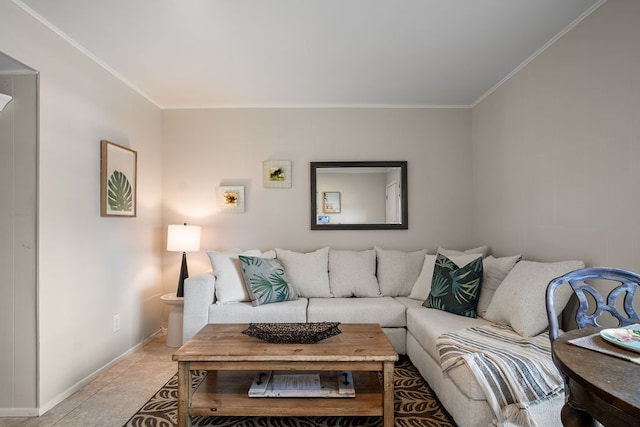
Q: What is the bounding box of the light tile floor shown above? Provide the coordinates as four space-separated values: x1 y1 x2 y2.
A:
1 332 176 427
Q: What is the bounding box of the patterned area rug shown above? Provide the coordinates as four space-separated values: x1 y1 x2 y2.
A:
124 356 456 427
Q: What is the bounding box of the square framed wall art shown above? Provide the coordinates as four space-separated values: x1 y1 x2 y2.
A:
263 160 292 188
100 140 137 217
219 186 245 213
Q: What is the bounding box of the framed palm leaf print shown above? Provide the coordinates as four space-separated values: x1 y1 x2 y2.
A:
100 140 137 217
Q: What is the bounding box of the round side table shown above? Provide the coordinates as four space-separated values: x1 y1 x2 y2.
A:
160 293 184 347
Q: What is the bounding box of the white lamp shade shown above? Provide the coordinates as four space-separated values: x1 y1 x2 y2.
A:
167 224 201 252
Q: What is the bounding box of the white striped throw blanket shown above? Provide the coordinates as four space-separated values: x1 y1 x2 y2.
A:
436 324 563 427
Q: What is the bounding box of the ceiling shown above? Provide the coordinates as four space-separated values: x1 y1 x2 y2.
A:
16 0 602 109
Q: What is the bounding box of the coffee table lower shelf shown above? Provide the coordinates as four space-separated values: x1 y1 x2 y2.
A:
189 370 383 417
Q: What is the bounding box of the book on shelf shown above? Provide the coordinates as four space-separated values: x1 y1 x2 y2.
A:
248 370 355 398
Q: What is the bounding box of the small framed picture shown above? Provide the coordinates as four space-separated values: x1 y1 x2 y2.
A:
219 186 245 213
263 160 292 188
323 192 341 214
100 140 137 217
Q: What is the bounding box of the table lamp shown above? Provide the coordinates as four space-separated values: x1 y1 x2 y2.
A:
167 223 201 297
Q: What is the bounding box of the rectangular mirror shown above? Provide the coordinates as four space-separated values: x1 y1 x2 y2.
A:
310 161 408 230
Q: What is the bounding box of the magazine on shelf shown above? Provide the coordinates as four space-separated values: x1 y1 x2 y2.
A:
248 370 355 398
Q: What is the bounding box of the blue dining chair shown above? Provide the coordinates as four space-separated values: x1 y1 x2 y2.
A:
546 267 640 427
545 267 640 393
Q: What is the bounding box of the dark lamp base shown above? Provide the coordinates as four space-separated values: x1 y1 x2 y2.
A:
176 252 189 297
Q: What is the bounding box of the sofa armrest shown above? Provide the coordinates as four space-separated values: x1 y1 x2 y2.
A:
182 272 215 343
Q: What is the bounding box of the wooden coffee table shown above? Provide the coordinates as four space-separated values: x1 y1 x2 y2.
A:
172 323 399 427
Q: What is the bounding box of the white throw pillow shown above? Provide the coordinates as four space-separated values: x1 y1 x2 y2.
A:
206 249 262 304
329 249 380 297
438 245 489 258
484 259 585 337
476 255 522 317
275 247 332 297
408 253 482 301
261 249 276 259
375 246 427 297
408 255 437 300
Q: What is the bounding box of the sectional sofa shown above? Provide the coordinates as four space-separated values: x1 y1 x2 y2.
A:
182 245 583 427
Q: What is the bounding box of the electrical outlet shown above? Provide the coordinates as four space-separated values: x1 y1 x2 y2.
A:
113 314 121 333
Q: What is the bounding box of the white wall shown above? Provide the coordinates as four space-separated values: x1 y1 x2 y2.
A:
162 108 473 286
0 1 163 413
0 72 38 413
471 0 640 269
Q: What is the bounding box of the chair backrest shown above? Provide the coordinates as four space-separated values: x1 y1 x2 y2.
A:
546 267 640 395
546 267 640 342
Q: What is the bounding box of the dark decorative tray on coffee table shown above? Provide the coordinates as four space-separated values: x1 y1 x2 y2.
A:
242 322 341 344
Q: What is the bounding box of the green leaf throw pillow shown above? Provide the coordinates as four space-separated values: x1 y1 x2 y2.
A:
238 256 298 306
423 254 483 318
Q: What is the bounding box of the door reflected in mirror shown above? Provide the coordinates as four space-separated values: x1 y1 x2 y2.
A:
310 161 408 230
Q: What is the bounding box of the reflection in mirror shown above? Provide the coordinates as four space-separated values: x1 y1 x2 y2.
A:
310 161 408 230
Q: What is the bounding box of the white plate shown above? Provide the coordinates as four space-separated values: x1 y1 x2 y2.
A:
600 327 640 353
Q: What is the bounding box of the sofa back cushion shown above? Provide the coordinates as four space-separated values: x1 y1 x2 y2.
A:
375 246 427 297
275 247 332 297
476 254 522 318
207 249 261 303
328 249 380 297
437 245 489 258
483 259 585 337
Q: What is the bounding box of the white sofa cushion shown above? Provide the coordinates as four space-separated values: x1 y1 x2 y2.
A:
307 297 406 327
394 296 425 310
381 327 407 355
375 246 427 297
476 254 522 318
329 249 380 297
446 360 488 401
484 259 585 337
275 247 332 298
206 249 261 304
408 254 437 300
409 253 483 301
438 245 489 258
407 332 488 404
207 298 308 323
407 306 491 363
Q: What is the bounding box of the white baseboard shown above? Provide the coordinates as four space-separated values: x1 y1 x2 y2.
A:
0 407 40 417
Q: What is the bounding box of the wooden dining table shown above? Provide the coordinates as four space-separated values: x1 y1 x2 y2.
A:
553 327 640 427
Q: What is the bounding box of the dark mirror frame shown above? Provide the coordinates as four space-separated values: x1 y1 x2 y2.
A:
310 161 408 230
